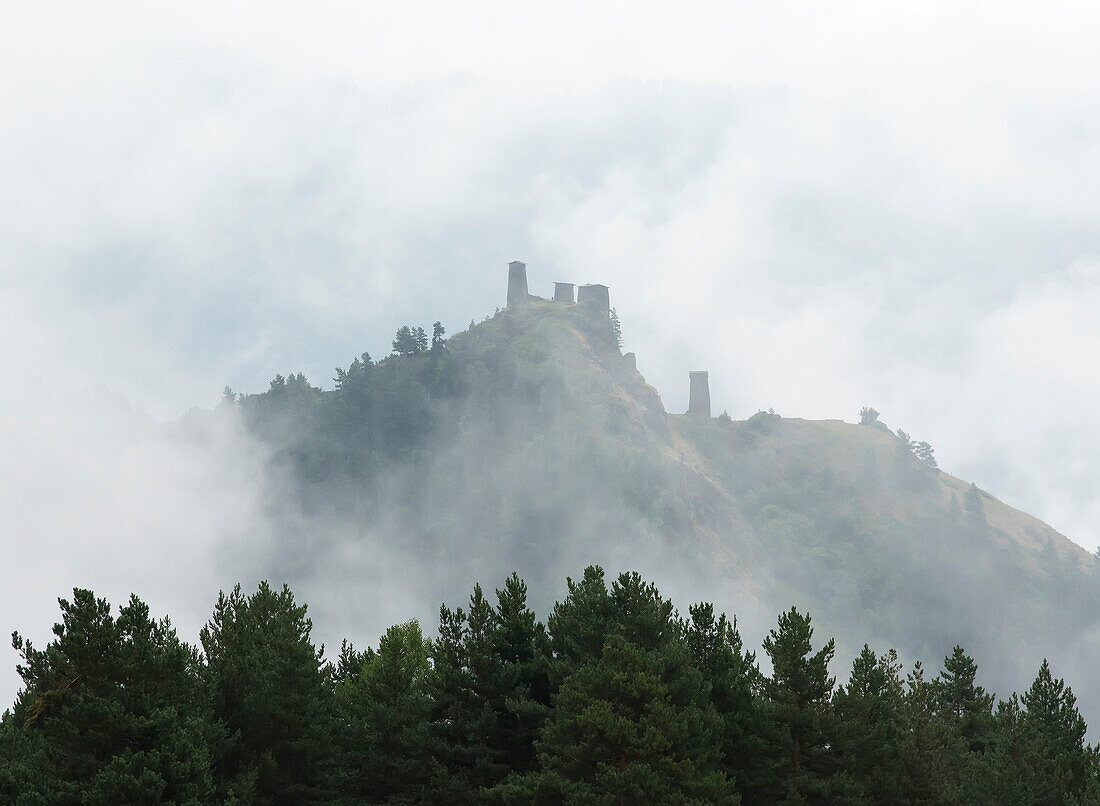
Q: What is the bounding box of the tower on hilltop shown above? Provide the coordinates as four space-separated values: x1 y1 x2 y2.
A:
507 261 528 307
577 283 610 313
688 371 711 418
554 282 576 303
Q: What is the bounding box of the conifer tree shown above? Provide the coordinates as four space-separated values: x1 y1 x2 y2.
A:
964 484 989 538
200 581 331 804
935 645 994 752
761 607 853 803
1019 660 1090 801
464 584 504 790
509 568 738 804
489 573 551 777
832 646 906 803
336 620 436 804
428 586 508 802
609 308 623 349
430 576 550 803
960 693 1035 804
686 602 770 801
7 570 1100 803
896 661 964 804
913 441 938 469
427 601 474 801
1 590 217 803
544 565 616 669
393 325 425 356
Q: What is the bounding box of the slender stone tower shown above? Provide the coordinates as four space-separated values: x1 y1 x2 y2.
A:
577 283 610 313
688 371 711 417
507 261 528 307
554 282 575 303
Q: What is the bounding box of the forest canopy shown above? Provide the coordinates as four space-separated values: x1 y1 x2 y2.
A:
3 569 1098 805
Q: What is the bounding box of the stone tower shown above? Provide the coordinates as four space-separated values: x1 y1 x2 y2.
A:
507 261 528 307
688 371 711 418
554 282 575 303
577 283 610 313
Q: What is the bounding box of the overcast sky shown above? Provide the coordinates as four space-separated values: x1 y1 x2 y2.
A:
2 1 1100 698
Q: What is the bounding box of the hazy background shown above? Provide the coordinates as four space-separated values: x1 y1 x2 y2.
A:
2 2 1099 704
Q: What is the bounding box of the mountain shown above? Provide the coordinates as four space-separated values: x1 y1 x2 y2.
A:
217 291 1100 721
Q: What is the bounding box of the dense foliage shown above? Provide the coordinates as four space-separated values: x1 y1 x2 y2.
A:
4 570 1099 804
197 303 1100 737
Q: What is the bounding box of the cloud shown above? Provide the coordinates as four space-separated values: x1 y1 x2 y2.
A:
3 0 1100 708
0 393 268 703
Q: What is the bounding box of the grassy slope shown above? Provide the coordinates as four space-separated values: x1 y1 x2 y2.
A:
470 302 1100 697
674 414 1096 574
234 298 1100 710
492 301 1096 580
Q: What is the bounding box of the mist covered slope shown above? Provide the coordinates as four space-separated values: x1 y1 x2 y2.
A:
215 298 1100 718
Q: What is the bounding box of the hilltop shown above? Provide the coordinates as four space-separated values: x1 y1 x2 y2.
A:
218 281 1100 721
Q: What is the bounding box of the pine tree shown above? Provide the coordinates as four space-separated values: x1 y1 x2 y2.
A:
913 441 938 469
935 645 994 752
964 484 989 538
686 602 770 801
426 601 473 801
200 581 331 804
544 565 615 669
428 586 508 802
1 590 217 803
336 620 436 804
334 351 372 393
489 574 551 779
508 568 737 804
959 694 1035 804
609 308 623 350
832 646 906 803
393 325 424 356
896 661 964 804
761 607 853 803
1019 660 1090 802
430 576 551 803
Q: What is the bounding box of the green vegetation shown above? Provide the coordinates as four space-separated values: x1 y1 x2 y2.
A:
4 572 1099 804
183 301 1100 736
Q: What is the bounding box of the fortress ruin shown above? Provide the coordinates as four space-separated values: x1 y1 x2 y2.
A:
504 261 611 314
504 261 714 419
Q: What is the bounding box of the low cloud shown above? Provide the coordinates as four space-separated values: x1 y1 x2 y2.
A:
3 0 1100 710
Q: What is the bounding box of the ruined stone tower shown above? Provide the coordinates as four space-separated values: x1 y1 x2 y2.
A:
688 371 711 418
507 260 528 307
554 282 575 303
577 283 610 313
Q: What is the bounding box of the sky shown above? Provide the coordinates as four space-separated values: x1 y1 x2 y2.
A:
2 2 1100 699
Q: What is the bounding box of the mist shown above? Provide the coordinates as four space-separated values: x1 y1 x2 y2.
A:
4 0 1100 762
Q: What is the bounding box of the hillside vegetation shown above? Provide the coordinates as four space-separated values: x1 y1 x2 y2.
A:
211 299 1099 718
6 298 1100 802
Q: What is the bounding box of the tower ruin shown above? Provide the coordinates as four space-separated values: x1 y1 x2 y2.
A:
507 261 528 307
577 283 610 313
688 371 711 418
554 282 576 303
